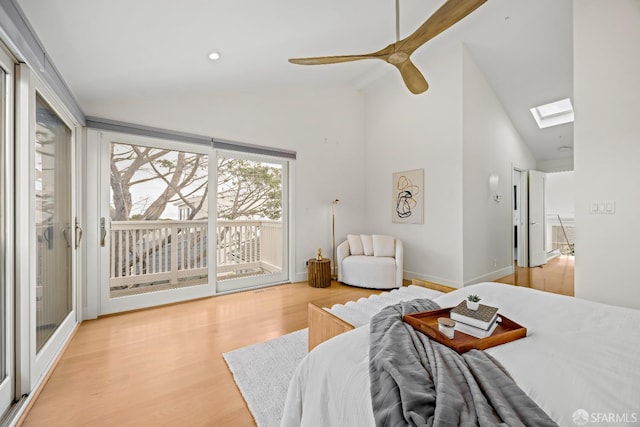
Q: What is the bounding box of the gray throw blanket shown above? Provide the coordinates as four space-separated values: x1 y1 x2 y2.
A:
369 299 558 427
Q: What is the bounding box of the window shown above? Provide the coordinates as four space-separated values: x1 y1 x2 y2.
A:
530 98 574 128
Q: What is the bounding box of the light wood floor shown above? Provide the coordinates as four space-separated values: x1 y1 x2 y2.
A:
21 257 573 426
20 282 382 427
495 255 574 296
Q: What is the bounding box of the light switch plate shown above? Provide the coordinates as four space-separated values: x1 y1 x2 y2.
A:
591 200 615 214
605 202 615 213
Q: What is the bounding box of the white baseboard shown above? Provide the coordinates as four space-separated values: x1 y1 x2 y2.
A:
82 305 98 321
295 269 502 289
293 271 307 283
463 265 514 287
297 267 513 289
546 249 561 261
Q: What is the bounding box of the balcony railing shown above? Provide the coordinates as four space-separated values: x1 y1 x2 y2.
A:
546 213 574 255
109 219 282 297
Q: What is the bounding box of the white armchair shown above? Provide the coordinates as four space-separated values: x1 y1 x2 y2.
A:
337 234 403 289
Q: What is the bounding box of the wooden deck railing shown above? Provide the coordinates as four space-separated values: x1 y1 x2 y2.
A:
110 219 282 294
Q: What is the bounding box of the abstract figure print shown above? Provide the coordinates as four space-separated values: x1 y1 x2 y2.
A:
392 169 424 224
396 175 419 218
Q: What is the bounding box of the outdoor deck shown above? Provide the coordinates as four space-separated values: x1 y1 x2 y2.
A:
109 219 282 297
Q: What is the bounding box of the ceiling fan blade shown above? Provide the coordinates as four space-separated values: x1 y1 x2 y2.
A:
393 60 429 94
397 0 487 54
289 45 396 66
289 54 382 66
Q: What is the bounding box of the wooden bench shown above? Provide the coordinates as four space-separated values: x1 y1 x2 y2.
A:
308 280 456 351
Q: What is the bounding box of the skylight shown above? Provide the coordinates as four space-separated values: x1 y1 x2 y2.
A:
530 98 574 128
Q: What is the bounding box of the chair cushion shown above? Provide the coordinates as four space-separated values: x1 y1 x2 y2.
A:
347 234 364 255
342 255 397 289
360 234 374 256
372 235 395 257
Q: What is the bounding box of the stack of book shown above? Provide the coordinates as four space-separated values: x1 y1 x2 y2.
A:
450 301 499 338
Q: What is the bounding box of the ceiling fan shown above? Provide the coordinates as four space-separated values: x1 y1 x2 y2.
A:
289 0 487 95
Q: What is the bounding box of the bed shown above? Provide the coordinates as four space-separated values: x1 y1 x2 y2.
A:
282 282 640 426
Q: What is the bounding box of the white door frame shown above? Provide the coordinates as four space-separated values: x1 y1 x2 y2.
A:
96 130 216 315
15 64 80 394
0 42 15 416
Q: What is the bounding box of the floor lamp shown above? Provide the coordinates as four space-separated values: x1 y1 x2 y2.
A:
331 199 340 279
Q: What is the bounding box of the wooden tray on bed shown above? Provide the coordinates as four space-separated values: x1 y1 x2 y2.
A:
403 307 527 354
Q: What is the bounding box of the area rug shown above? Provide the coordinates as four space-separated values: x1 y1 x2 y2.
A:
223 329 308 427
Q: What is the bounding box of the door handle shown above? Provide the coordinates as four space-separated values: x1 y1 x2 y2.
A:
530 221 537 225
100 217 108 247
62 225 72 248
75 217 83 249
43 220 54 249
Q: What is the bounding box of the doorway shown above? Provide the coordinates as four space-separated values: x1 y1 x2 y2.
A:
98 132 215 315
511 168 575 272
96 131 291 314
545 171 575 257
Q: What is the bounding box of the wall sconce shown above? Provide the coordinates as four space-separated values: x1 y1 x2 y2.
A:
489 173 501 203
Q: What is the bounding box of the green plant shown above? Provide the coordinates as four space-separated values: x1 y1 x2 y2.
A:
467 294 481 302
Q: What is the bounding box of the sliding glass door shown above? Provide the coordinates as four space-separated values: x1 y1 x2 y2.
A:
215 152 289 293
0 49 83 419
98 132 214 314
0 44 14 418
15 65 79 394
95 133 291 313
34 94 73 352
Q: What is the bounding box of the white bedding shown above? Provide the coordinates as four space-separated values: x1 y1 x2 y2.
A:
282 283 640 427
326 285 444 327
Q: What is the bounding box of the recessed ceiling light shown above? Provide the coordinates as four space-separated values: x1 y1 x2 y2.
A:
558 146 573 152
208 51 221 61
530 98 574 129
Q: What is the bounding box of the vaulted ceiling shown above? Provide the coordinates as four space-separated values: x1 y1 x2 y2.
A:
17 0 573 164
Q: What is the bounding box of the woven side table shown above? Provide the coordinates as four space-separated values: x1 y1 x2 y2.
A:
307 258 331 288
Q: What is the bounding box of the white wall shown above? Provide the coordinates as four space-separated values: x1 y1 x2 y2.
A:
546 171 574 219
537 157 574 173
362 47 464 287
574 0 640 309
461 48 536 284
360 44 537 288
83 87 367 282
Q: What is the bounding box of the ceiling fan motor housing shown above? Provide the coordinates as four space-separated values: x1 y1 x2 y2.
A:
388 51 409 64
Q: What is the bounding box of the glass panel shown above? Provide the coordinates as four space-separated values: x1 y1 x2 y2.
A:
109 143 209 297
35 94 72 352
0 69 6 380
216 155 283 282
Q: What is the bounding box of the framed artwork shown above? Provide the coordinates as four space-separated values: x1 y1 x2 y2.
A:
392 169 424 224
